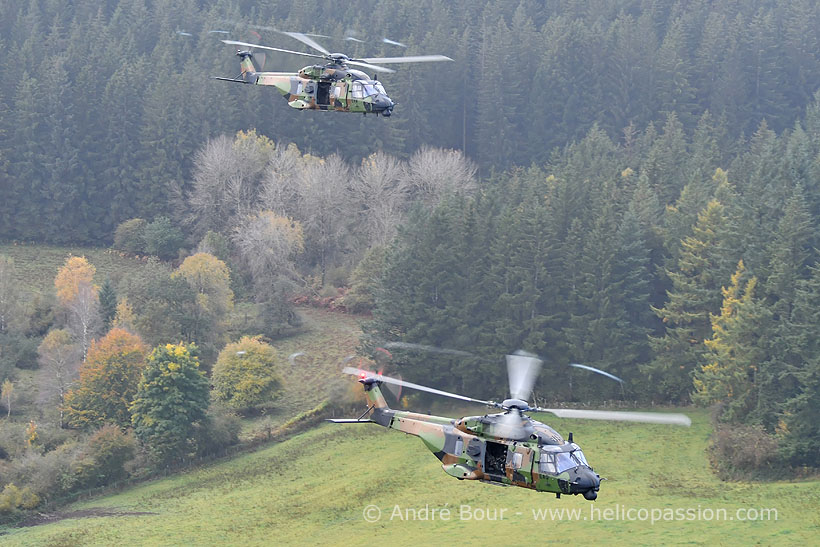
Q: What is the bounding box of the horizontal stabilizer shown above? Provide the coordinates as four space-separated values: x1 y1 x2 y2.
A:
212 76 251 84
326 418 372 424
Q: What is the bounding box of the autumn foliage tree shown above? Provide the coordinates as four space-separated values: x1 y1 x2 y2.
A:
64 328 148 430
172 253 234 351
212 336 282 412
54 256 100 360
54 256 96 306
693 261 772 422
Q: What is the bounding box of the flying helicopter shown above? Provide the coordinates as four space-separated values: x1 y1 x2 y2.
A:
215 31 453 116
332 352 691 501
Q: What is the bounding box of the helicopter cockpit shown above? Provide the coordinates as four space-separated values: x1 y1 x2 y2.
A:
538 444 590 475
351 81 387 99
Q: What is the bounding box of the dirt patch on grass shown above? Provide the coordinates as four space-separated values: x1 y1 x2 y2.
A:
15 508 157 528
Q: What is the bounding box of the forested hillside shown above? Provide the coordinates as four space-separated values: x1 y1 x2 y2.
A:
2 0 820 242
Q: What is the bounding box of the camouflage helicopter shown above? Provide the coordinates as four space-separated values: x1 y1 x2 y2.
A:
332 352 691 501
215 31 452 116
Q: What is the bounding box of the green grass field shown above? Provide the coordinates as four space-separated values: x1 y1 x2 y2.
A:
2 408 817 545
0 243 148 295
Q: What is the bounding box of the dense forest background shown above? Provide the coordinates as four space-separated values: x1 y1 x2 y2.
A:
0 0 818 505
2 0 820 243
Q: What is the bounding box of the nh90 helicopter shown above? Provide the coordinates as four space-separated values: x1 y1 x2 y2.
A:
332 352 691 501
216 31 452 116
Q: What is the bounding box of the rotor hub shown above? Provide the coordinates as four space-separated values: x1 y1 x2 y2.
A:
502 398 531 411
328 53 350 64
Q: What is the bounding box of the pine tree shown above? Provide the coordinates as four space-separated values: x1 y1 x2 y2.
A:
647 200 736 402
98 278 118 332
764 184 813 318
773 263 820 466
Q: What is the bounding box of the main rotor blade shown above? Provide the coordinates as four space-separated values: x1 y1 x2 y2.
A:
506 351 542 402
342 367 498 407
280 31 330 55
569 363 624 384
532 408 692 427
357 54 453 64
221 40 327 61
347 60 395 73
382 38 408 48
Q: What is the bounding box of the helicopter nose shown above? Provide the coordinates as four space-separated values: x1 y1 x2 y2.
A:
374 95 394 113
572 467 600 500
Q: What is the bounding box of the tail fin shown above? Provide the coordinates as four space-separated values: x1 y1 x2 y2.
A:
237 51 258 82
362 379 390 409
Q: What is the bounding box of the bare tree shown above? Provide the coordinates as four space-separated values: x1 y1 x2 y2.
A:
405 146 477 206
65 282 100 361
259 143 304 216
233 211 304 292
1 379 13 418
292 154 352 285
188 132 273 236
37 329 81 427
351 152 409 248
233 211 305 327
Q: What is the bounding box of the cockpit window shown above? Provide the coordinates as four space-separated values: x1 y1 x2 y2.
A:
538 454 557 474
554 452 576 473
351 82 364 99
363 84 377 96
374 82 386 95
571 449 588 466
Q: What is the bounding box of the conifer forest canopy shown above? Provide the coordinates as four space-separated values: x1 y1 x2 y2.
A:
2 0 820 243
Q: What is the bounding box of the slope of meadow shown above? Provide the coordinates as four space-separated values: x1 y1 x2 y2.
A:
2 409 817 545
0 244 147 295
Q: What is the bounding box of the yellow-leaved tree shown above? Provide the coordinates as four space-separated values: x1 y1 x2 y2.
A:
693 260 773 422
172 252 234 351
54 256 96 306
54 256 100 360
212 336 282 412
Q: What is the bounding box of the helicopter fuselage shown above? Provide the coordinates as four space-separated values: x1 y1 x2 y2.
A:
338 378 601 500
235 53 395 115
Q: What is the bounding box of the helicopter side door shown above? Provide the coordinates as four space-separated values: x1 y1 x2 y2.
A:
506 444 534 486
332 82 348 110
316 82 331 106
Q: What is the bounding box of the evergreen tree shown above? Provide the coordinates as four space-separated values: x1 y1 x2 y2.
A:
764 184 814 317
647 200 735 401
98 278 118 331
131 343 210 465
779 264 820 466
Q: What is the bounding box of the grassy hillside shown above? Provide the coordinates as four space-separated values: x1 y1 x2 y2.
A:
0 243 148 295
2 409 817 545
239 306 364 435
